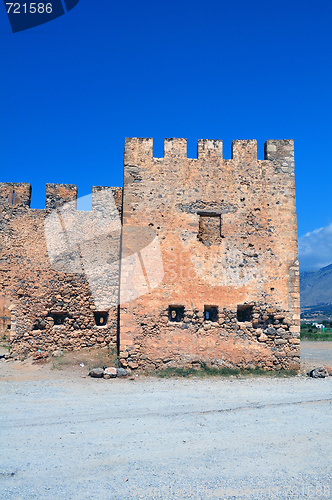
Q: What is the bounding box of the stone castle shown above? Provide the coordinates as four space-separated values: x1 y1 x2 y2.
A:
0 138 300 371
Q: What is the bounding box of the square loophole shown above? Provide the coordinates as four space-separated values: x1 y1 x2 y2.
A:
94 311 109 326
237 304 253 322
32 319 46 330
168 305 185 323
204 305 218 322
51 312 66 326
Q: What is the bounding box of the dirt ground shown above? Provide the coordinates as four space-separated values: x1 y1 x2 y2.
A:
1 342 331 499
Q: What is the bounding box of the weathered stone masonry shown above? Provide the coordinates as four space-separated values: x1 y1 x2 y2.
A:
0 138 300 370
0 183 122 357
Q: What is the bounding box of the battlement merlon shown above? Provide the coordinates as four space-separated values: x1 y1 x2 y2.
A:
124 137 294 166
0 182 31 207
231 140 257 162
0 183 122 211
45 183 77 210
92 186 123 214
197 139 223 159
264 140 294 174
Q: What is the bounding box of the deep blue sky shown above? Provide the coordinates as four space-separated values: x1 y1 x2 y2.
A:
0 0 331 268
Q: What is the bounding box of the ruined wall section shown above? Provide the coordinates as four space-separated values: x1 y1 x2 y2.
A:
0 183 122 357
120 138 299 371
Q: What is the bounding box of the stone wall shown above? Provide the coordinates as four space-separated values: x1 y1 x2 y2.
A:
119 138 300 371
0 183 122 357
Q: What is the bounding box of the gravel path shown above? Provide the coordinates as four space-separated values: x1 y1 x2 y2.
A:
1 346 332 499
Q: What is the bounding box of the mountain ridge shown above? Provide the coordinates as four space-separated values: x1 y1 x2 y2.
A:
300 263 332 308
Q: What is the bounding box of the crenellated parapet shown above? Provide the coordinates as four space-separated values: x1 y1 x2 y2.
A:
91 186 123 215
0 183 123 212
123 137 295 194
197 139 223 159
124 137 294 164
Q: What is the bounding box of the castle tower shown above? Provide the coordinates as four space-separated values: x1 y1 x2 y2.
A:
119 138 300 371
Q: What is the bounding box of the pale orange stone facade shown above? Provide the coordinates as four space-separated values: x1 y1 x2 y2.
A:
120 138 300 371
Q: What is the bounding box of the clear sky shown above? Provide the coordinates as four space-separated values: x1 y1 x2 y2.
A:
0 0 331 270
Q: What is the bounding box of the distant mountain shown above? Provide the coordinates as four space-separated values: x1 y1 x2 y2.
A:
300 263 332 308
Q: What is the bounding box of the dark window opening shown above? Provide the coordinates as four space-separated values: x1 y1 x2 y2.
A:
51 312 66 326
94 311 109 326
169 305 185 322
204 305 218 322
7 324 10 330
237 305 253 322
197 212 223 247
32 319 46 330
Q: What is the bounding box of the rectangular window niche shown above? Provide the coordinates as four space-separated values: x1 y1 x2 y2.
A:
197 211 223 246
204 305 218 322
168 305 185 323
